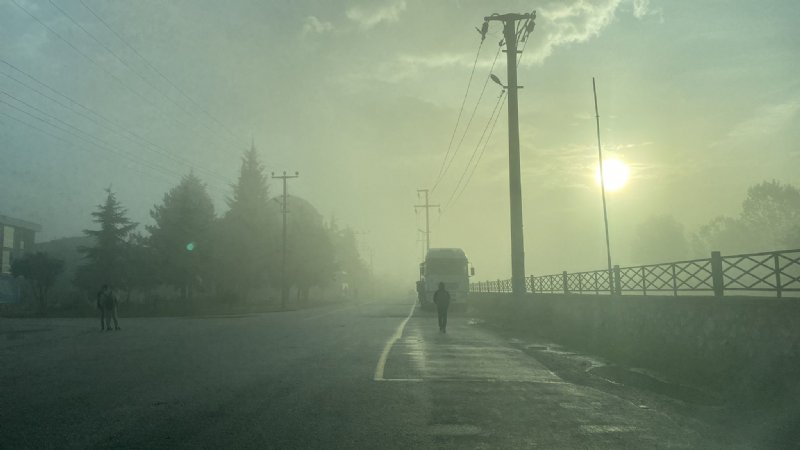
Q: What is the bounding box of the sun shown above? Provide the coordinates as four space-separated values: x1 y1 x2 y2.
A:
595 158 630 192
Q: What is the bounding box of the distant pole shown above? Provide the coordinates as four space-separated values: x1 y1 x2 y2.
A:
593 78 614 294
415 189 440 254
272 170 300 309
484 11 535 296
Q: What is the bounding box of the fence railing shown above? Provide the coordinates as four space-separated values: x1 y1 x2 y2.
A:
470 248 800 298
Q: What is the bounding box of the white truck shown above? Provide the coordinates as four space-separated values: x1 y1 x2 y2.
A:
417 248 474 310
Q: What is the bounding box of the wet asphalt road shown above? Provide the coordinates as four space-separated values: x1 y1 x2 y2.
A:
0 299 760 449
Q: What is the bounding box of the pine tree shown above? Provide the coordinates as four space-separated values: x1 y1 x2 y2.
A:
228 145 270 219
76 188 138 291
148 172 215 298
214 144 276 298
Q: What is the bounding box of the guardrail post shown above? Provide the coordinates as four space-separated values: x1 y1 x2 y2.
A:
711 251 724 297
671 263 678 296
773 253 782 298
497 279 501 293
529 275 535 294
562 271 569 294
613 265 621 295
641 266 647 296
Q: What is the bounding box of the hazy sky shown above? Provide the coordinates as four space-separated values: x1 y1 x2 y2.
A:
2 0 799 282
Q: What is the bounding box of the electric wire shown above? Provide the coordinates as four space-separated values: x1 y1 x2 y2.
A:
0 109 181 188
430 38 484 192
0 98 190 185
0 61 230 187
77 0 248 149
0 90 229 194
444 90 505 210
437 45 502 197
443 15 534 210
49 0 245 151
451 94 506 206
0 102 230 196
10 0 241 161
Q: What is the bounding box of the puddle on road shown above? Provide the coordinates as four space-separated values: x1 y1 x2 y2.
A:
589 365 722 406
580 425 638 434
427 424 482 436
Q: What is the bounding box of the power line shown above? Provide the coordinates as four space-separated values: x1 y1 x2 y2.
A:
444 90 506 210
438 13 535 211
0 91 229 194
430 38 485 192
49 0 245 151
0 99 188 185
0 109 180 189
10 0 241 160
437 44 503 195
77 0 248 149
0 64 230 187
450 93 506 207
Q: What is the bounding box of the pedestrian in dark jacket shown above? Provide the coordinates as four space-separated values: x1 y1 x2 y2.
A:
433 282 451 333
97 284 109 331
99 285 120 331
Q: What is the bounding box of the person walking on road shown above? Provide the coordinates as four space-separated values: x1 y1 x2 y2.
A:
433 282 451 334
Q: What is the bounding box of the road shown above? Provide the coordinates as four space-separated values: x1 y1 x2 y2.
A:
0 299 762 449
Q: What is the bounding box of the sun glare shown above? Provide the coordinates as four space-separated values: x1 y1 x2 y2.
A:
595 158 630 192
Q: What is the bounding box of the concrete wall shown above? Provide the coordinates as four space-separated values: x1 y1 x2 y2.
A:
469 293 800 399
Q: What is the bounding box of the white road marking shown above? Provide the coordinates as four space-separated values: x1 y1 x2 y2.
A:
373 301 417 381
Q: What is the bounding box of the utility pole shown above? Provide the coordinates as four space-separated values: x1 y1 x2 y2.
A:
272 170 299 310
414 189 440 254
484 11 536 296
593 78 614 294
417 229 427 261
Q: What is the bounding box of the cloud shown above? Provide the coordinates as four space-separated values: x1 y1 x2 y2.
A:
302 16 334 35
523 0 623 65
346 1 406 30
722 98 800 142
632 0 650 18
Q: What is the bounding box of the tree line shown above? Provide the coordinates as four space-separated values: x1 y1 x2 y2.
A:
13 147 369 314
630 180 800 265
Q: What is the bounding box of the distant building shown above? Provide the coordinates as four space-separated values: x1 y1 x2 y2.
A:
0 214 42 303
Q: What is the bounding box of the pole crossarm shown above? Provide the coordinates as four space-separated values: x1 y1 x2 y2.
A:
484 13 534 22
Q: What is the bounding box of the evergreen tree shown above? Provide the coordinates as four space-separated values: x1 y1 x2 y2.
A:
148 172 215 298
76 188 138 291
213 145 276 298
281 196 335 302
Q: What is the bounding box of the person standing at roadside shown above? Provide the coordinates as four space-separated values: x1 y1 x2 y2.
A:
103 285 120 331
433 282 451 333
96 284 109 331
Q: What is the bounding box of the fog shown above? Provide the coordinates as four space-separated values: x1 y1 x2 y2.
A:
2 0 799 284
3 2 800 448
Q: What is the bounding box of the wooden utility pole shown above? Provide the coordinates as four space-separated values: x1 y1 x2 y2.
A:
415 189 440 254
272 170 299 309
484 11 535 296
